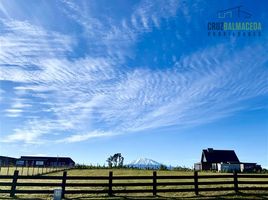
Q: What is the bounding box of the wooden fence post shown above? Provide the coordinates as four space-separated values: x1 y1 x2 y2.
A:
108 171 113 196
10 170 19 197
153 171 157 196
61 171 67 198
233 171 238 193
194 171 199 195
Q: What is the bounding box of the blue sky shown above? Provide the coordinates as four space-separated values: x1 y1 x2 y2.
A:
0 0 267 168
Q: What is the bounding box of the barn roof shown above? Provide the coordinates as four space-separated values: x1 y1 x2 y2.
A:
202 148 240 163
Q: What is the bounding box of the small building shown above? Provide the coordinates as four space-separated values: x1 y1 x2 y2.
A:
194 148 261 172
194 148 240 171
17 156 75 167
0 156 17 166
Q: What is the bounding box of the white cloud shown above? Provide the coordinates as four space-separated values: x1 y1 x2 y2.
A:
60 0 180 60
58 131 114 143
2 118 75 144
0 2 267 145
93 44 268 132
5 108 23 118
1 43 267 143
0 19 74 68
5 99 32 118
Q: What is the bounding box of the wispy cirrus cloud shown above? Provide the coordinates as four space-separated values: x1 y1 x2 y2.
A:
2 119 57 144
131 0 179 30
21 43 268 144
93 44 268 133
0 19 74 67
4 98 32 118
0 1 267 145
61 0 181 60
58 130 115 143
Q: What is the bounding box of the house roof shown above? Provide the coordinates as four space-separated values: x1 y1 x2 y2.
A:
20 156 75 163
202 148 240 163
0 156 17 160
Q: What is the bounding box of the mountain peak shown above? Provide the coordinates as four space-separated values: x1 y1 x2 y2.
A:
127 158 163 169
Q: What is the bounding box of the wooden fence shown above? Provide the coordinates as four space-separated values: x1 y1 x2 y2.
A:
0 170 268 198
0 166 71 176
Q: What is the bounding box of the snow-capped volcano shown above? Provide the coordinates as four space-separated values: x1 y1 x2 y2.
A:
127 158 163 169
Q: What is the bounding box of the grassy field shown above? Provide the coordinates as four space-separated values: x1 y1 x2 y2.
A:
0 168 267 200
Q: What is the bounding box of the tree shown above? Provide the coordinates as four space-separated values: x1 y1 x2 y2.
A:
117 153 124 167
106 156 113 168
159 164 168 170
106 153 124 168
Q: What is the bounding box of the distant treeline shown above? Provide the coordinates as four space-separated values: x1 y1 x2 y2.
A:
73 164 268 173
74 163 192 171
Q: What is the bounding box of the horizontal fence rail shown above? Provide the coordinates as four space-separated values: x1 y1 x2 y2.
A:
0 170 267 198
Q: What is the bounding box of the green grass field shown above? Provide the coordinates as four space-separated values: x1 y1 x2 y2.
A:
0 168 267 200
